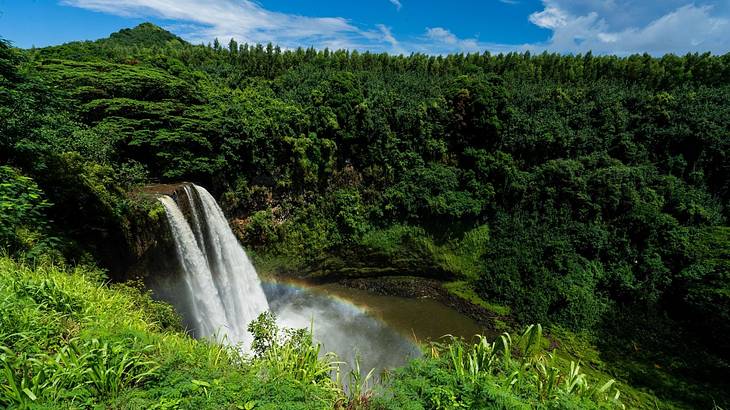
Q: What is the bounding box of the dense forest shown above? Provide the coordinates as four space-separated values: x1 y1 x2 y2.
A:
1 23 729 408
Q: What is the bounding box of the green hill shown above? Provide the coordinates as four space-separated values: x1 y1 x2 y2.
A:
0 257 640 409
106 23 187 47
1 23 728 408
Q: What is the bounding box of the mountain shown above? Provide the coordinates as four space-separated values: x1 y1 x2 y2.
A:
27 23 186 60
3 22 729 409
104 23 187 48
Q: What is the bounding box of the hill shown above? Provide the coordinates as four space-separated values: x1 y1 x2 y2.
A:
106 22 187 47
1 23 728 408
1 256 638 409
29 23 187 60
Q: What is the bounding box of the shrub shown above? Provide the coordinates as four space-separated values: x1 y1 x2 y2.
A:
374 325 624 410
0 166 59 258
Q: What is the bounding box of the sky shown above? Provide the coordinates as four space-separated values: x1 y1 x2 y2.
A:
1 0 729 55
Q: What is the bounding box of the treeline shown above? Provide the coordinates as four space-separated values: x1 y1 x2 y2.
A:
34 23 730 88
1 24 729 407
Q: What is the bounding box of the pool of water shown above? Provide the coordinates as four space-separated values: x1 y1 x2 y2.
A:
263 280 486 377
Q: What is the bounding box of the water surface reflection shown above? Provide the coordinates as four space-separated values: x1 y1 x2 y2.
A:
263 280 485 376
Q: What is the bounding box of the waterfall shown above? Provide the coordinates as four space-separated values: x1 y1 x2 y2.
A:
157 184 269 349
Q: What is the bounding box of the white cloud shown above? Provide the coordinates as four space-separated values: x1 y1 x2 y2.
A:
499 0 520 5
377 24 403 54
528 1 730 55
61 0 397 51
388 0 402 11
423 27 481 52
535 0 692 31
425 27 460 45
415 27 525 54
416 2 730 55
60 0 730 55
529 6 569 29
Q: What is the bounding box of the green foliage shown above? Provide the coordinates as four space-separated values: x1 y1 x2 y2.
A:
444 281 510 316
110 281 184 333
0 166 60 258
342 354 376 408
0 257 345 409
1 255 631 409
358 224 490 279
248 312 340 398
241 209 281 248
333 188 369 238
375 325 624 410
384 163 486 220
0 258 158 407
0 38 21 83
2 23 729 408
106 22 186 48
277 202 342 261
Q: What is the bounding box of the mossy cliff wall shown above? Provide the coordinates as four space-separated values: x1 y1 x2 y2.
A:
121 183 191 282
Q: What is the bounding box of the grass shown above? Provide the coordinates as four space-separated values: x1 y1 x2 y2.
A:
546 326 694 410
0 257 341 409
0 256 681 409
374 325 625 409
444 280 511 316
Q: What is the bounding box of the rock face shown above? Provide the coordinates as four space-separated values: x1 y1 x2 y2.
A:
122 183 192 282
138 183 196 220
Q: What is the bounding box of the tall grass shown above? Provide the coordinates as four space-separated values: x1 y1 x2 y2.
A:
1 338 158 407
376 324 625 409
0 256 641 409
0 258 162 408
248 312 342 406
443 325 623 408
0 257 346 408
336 354 376 409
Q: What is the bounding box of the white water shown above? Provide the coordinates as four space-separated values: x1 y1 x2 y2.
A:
158 184 269 349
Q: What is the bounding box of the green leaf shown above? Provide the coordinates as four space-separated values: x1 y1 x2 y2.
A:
191 379 211 388
23 388 37 401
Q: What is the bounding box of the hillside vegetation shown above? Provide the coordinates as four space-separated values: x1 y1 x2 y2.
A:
1 23 729 408
1 257 632 409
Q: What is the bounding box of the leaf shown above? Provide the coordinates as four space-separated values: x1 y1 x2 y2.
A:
597 379 615 394
191 379 211 388
23 388 37 401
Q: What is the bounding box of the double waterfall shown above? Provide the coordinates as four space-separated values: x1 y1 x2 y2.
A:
157 184 269 348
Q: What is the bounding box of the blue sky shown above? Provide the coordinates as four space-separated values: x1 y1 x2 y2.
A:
1 0 729 55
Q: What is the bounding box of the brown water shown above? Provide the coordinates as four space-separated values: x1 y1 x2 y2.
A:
263 280 486 377
314 283 486 342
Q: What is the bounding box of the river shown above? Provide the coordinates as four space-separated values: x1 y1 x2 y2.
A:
264 279 486 378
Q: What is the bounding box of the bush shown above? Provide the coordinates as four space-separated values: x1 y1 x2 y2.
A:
0 166 60 259
374 325 624 410
358 224 489 279
0 257 346 409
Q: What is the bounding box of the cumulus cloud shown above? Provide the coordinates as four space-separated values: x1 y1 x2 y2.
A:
377 24 403 54
388 0 402 11
61 0 397 51
534 0 693 31
528 1 730 55
60 0 730 55
413 27 524 54
529 7 569 29
426 27 471 46
414 3 730 55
